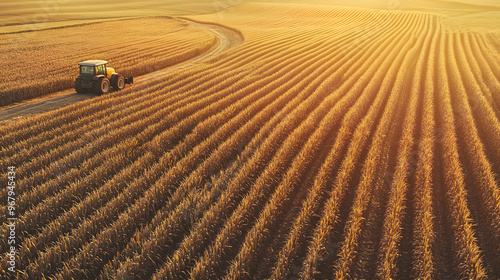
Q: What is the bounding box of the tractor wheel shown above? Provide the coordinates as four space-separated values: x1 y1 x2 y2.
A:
110 74 118 88
116 75 125 90
110 74 125 90
74 77 87 94
94 77 110 95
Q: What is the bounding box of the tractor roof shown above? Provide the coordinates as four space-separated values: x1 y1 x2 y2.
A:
78 60 107 66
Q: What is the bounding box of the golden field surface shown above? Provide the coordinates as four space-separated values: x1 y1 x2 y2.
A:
0 0 239 31
1 0 500 279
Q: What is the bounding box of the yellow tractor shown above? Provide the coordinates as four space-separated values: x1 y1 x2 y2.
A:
74 60 133 94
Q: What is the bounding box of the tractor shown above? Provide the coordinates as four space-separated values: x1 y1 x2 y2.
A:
74 60 133 94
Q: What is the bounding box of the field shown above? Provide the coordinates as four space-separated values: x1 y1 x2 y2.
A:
0 17 216 106
1 0 500 279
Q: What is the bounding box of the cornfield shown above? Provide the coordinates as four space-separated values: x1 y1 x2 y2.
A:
1 3 500 280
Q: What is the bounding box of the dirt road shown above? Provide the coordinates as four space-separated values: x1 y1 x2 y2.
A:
0 19 243 122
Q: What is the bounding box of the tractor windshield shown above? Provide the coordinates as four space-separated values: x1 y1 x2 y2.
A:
80 65 95 75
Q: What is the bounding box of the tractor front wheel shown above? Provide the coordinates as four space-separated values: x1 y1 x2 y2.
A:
95 77 110 95
74 78 87 94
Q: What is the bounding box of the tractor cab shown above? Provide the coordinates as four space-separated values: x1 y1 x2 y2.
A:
79 65 95 75
75 60 133 94
79 60 107 77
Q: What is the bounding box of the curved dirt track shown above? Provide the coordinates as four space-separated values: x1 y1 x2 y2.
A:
0 19 243 122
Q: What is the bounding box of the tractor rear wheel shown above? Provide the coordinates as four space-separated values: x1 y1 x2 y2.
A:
94 77 110 95
111 74 125 90
116 75 125 90
74 77 87 94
